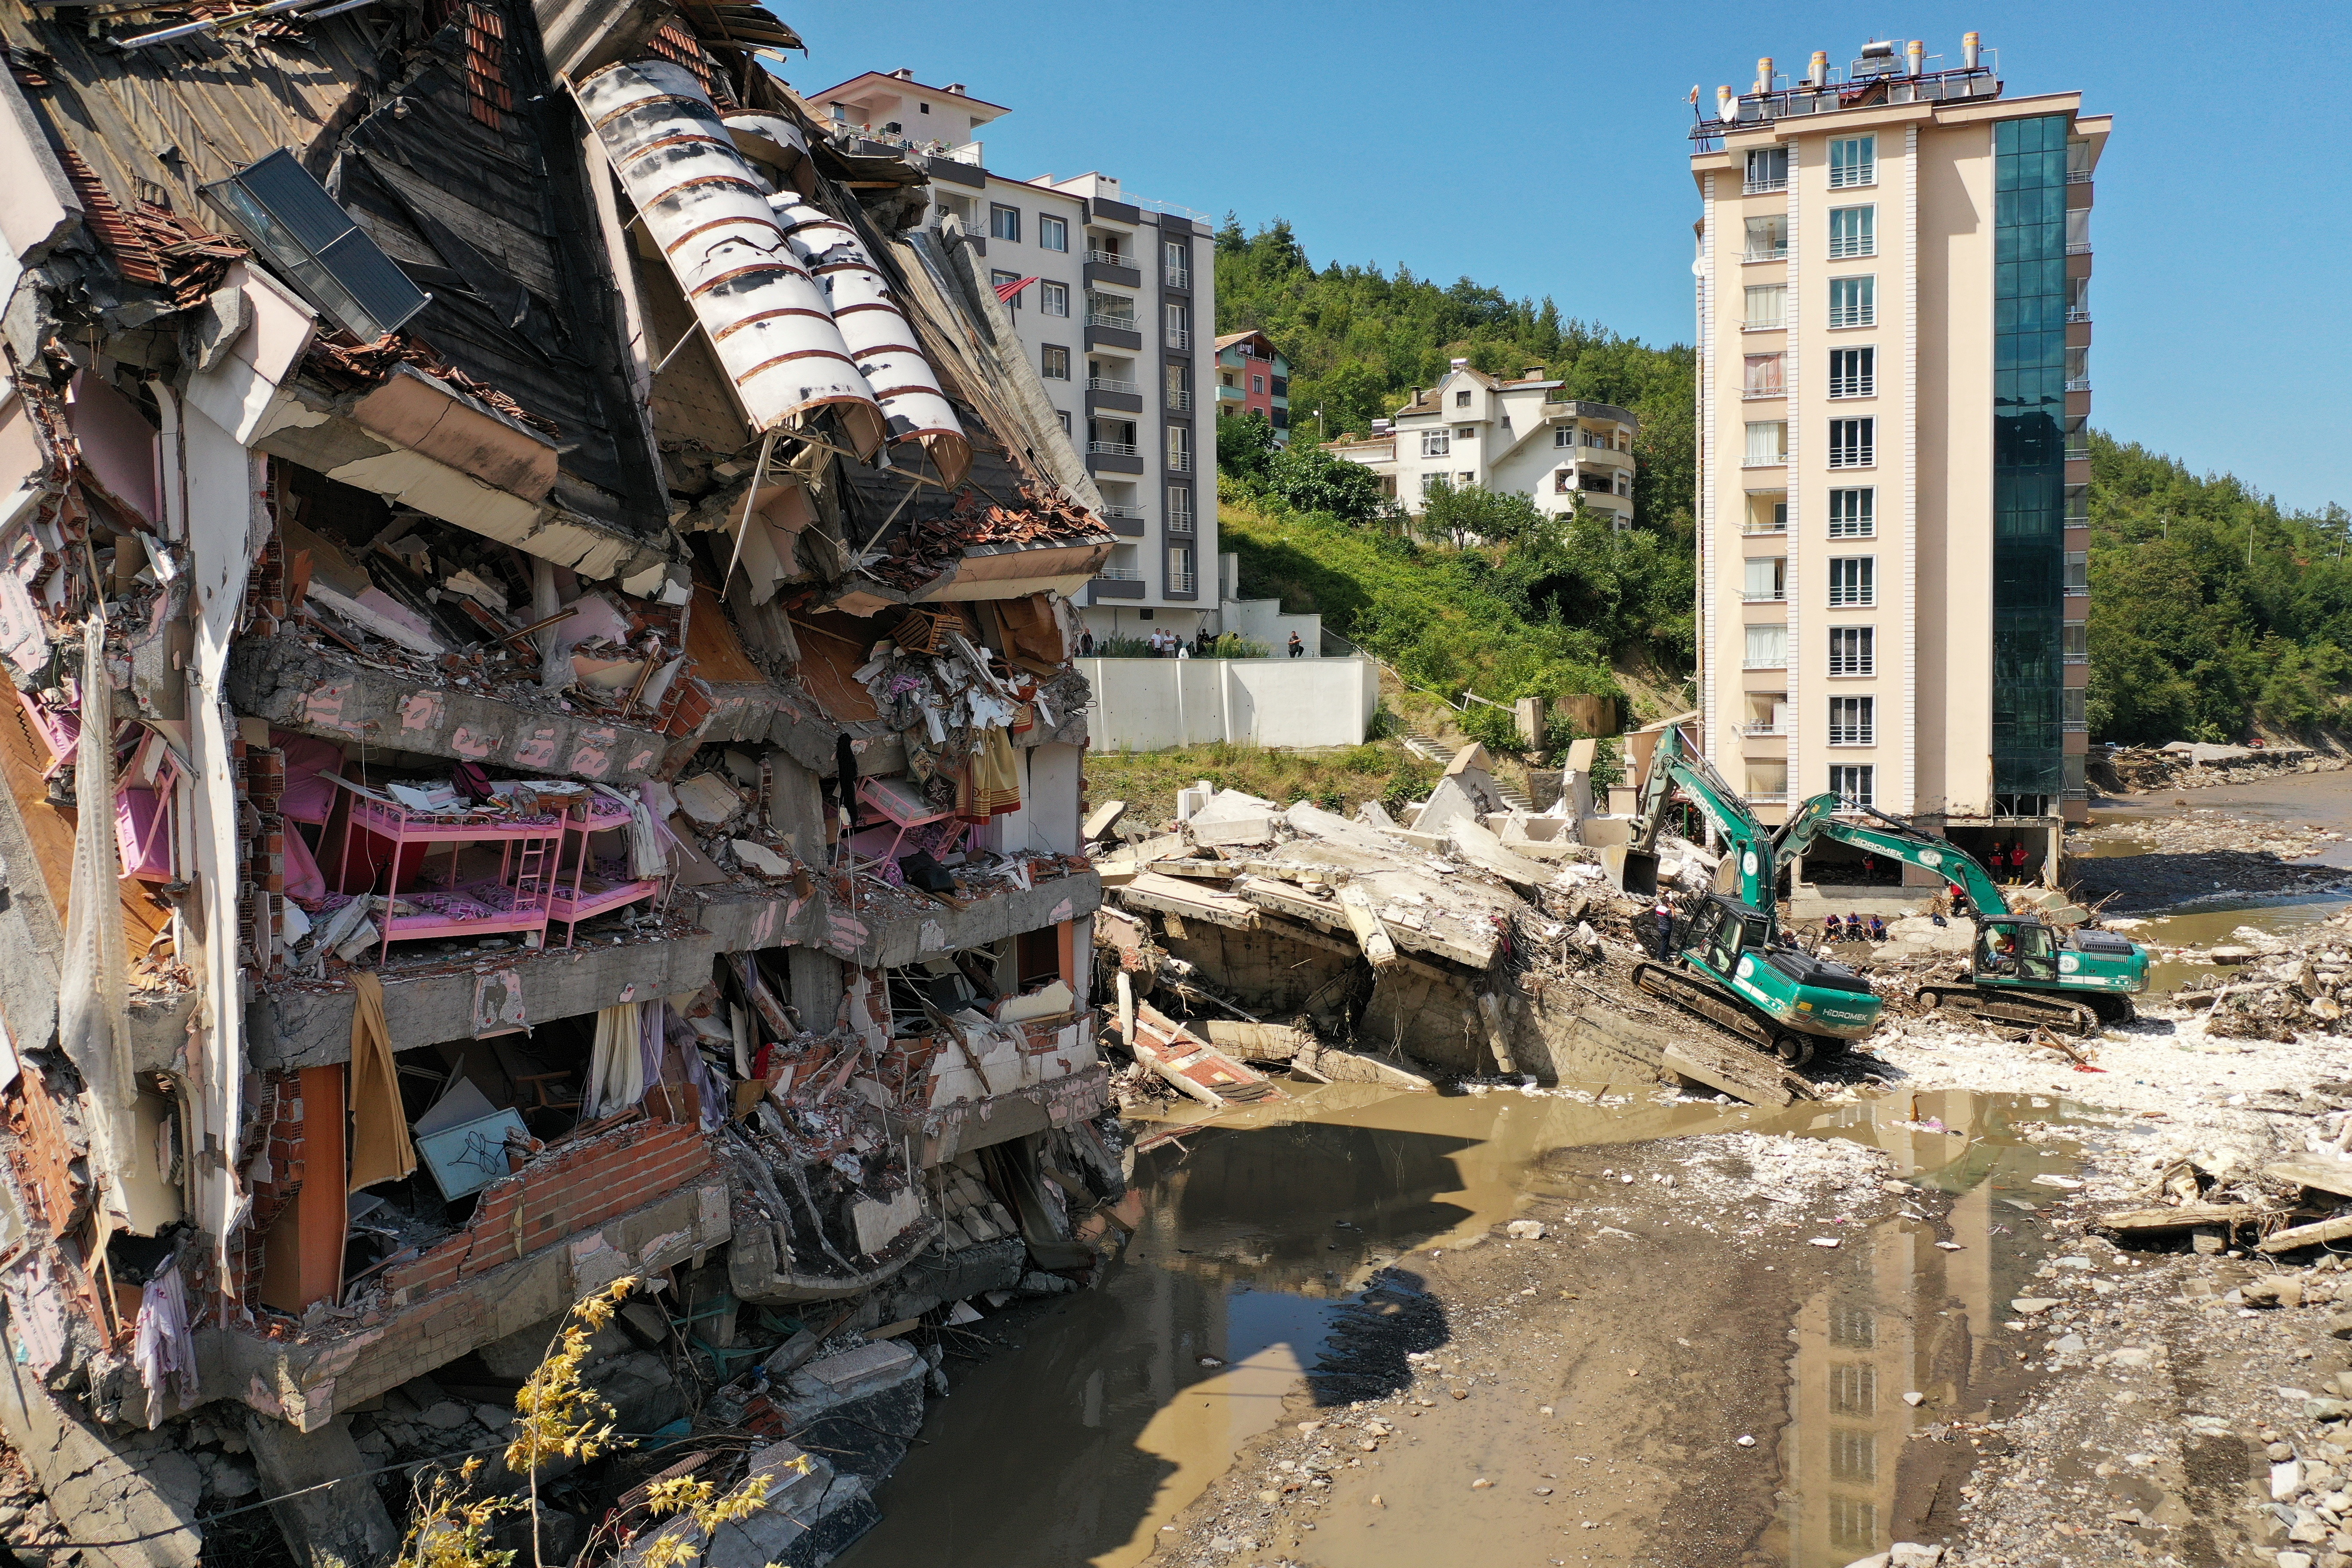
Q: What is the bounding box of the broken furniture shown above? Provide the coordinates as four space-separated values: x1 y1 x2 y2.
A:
331 777 564 962
851 774 957 869
547 791 666 948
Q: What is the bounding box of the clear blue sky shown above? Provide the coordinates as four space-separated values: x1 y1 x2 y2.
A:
783 3 2349 516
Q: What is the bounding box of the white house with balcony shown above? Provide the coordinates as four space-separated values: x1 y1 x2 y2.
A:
1326 360 1638 529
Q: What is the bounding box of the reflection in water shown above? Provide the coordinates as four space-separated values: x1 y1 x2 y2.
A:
2129 894 2352 992
1776 1090 2079 1565
844 1084 2080 1568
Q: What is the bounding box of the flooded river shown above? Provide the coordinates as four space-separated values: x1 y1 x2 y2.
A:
842 1082 2095 1568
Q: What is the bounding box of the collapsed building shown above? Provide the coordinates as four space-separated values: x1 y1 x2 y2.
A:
0 2 1129 1562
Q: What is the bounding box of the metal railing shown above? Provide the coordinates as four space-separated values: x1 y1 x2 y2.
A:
1827 237 1875 259
1828 444 1875 469
2065 240 2092 255
1747 791 1792 804
1167 452 1193 473
1744 244 1788 263
1742 385 1785 401
1166 328 1192 349
2065 307 2091 323
1828 168 1876 190
1165 266 1191 288
2064 441 2090 462
1828 375 1875 398
1096 566 1142 581
1087 312 1137 331
1167 569 1197 594
1088 441 1139 457
1827 305 1874 329
1742 721 1785 736
1827 727 1875 747
1743 174 1788 194
2064 376 2091 392
1742 658 1788 670
1166 510 1195 534
2066 169 2092 184
1167 389 1192 411
1742 521 1789 535
1085 248 1129 266
1100 504 1144 520
1088 376 1140 395
1741 588 1788 603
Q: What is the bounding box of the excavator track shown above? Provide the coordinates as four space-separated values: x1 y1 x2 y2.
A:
1632 961 1825 1067
1914 983 2100 1036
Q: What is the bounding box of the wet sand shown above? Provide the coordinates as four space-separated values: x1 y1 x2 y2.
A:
842 1086 2081 1568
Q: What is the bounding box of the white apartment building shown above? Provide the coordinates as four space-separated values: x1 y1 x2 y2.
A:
808 70 1217 642
1326 359 1636 529
1690 36 2103 875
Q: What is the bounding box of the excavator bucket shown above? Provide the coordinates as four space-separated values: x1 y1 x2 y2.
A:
1618 848 1660 897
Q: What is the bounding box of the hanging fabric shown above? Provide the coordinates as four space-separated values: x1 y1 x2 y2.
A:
56 615 135 1222
346 973 415 1191
582 1001 645 1119
132 1259 197 1428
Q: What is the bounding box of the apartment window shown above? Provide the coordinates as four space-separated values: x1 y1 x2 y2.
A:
1167 426 1191 471
1744 284 1786 329
2065 345 2089 391
1457 471 1475 486
1455 389 1473 407
1087 291 1133 326
1163 238 1188 279
1057 410 1071 435
1828 276 1875 329
1744 146 1788 193
1743 353 1784 398
1828 765 1876 808
1827 206 1875 259
1828 625 1875 676
1828 695 1875 746
2062 622 2088 661
1828 346 1875 399
1038 214 1068 253
2067 275 2091 323
989 203 1020 242
1744 214 1787 262
2064 484 2089 524
1744 623 1789 669
1165 363 1188 407
1614 470 1631 497
1828 556 1875 606
1221 371 1236 388
2067 137 2093 182
1828 418 1875 469
1252 374 1264 394
1167 545 1196 594
1746 495 1788 533
1421 473 1446 497
1828 134 1875 189
2065 551 2089 593
1827 487 1874 538
1553 426 1577 448
1743 557 1787 603
2066 208 2091 254
1830 1429 1877 1485
1041 344 1070 380
991 269 1023 306
1554 469 1574 493
1829 1499 1879 1551
1164 302 1190 347
2063 687 2087 730
1421 429 1451 459
1039 280 1069 318
1166 485 1194 530
1454 425 1476 441
1744 420 1785 466
1829 1303 1876 1348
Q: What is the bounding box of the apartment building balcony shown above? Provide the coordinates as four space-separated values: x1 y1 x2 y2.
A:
1086 441 1144 475
1164 266 1191 290
1741 387 1785 402
1743 245 1788 264
1088 375 1141 395
1166 328 1192 350
1088 573 1146 601
1099 504 1145 537
2065 307 2091 324
1166 509 1195 536
1741 720 1785 738
1827 728 1876 747
1216 383 1246 404
1743 173 1788 194
1167 389 1192 412
1085 384 1142 415
1167 567 1197 596
1740 588 1788 603
1828 375 1876 399
1086 321 1142 351
1084 248 1128 266
1087 311 1138 332
1096 566 1143 581
1167 452 1194 474
1084 257 1142 289
1742 520 1789 536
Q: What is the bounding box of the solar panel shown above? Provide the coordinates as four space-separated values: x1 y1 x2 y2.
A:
201 149 430 341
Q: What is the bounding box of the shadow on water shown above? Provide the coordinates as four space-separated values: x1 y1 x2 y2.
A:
838 1116 1478 1568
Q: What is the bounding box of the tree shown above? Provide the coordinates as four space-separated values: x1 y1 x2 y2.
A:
1419 480 1546 549
1216 409 1275 481
1262 438 1390 524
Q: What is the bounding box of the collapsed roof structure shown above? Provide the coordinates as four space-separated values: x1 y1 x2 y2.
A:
0 1 1121 1560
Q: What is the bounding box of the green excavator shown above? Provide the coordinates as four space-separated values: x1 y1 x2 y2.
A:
1775 793 2150 1034
1624 732 1883 1066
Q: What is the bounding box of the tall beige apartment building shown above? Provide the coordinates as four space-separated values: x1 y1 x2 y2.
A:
1690 37 2105 873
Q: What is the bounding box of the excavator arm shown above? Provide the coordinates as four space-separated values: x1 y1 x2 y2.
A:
1776 794 2012 916
1632 729 1777 909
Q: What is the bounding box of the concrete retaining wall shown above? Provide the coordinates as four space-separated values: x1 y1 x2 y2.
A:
1076 656 1378 751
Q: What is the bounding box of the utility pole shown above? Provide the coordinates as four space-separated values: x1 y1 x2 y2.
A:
1314 405 1325 441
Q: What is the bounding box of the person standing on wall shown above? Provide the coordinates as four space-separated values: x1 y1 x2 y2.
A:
1288 631 1305 659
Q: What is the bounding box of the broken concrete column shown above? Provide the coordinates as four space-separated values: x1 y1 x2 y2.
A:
243 1412 400 1568
0 1350 201 1568
772 1342 928 1479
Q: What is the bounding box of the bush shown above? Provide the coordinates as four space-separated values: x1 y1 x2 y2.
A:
1458 701 1523 754
1206 632 1271 658
1092 634 1156 658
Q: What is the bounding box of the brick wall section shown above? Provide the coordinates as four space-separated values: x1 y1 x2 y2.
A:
232 1071 307 1302
382 1118 712 1304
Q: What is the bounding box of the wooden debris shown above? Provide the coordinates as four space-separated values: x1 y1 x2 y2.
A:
1124 1003 1284 1109
2092 1202 2289 1236
2259 1212 2352 1254
1662 1037 1813 1109
2264 1160 2352 1200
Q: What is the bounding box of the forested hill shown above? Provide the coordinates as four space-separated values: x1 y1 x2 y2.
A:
1212 218 1697 539
2088 436 2352 742
1213 217 2352 743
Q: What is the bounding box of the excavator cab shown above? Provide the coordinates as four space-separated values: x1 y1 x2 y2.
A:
1974 916 2058 986
1682 895 1768 978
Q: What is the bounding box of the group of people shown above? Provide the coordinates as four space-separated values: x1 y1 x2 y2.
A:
1069 626 1311 659
1983 839 2037 883
1825 912 1888 943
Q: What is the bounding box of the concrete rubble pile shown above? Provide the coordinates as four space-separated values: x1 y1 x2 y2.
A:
2157 914 2352 1041
0 1 1140 1562
2092 741 2349 796
1084 745 1813 1106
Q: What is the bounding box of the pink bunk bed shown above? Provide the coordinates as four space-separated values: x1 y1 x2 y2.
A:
329 778 564 963
546 791 666 948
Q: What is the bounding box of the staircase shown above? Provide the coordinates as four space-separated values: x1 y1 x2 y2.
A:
1393 723 1537 812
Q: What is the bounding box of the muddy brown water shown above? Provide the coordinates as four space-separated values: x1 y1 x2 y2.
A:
840 1083 2092 1568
